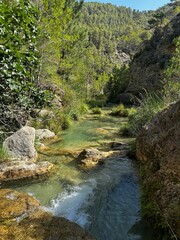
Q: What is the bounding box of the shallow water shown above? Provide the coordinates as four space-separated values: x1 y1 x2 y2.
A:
4 113 155 239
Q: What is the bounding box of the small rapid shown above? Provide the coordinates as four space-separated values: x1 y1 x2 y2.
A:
47 156 154 240
4 112 156 239
50 179 97 227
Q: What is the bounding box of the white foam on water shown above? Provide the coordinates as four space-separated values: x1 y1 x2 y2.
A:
49 178 97 227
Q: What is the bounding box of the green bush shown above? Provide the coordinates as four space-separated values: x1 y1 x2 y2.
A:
0 0 52 130
31 109 72 134
110 104 129 117
88 99 106 108
92 107 102 114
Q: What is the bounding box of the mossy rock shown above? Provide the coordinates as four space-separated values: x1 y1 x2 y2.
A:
0 189 95 240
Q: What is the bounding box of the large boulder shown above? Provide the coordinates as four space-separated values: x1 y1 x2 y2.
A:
0 189 94 240
136 100 180 238
77 148 112 169
3 126 37 161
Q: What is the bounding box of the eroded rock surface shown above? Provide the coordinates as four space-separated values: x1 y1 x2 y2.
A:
126 13 180 96
0 161 53 181
136 100 180 238
77 148 120 169
3 126 37 161
0 189 94 240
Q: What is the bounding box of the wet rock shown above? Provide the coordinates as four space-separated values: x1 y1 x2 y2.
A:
3 126 37 161
0 189 94 240
0 189 40 221
136 100 180 238
77 148 111 169
111 142 130 150
35 129 55 141
110 142 131 157
0 161 53 181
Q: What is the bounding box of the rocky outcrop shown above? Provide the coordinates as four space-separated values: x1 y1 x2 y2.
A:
126 13 180 95
3 126 37 161
0 189 94 240
0 161 53 181
115 50 131 64
136 100 180 238
35 129 55 141
42 83 65 108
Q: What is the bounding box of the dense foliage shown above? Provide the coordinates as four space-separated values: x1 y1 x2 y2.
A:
105 65 129 103
0 0 52 130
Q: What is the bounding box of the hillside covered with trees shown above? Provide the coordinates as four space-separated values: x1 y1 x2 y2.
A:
1 0 179 130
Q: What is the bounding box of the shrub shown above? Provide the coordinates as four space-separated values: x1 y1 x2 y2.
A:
110 104 129 117
92 107 102 114
88 98 106 108
128 93 164 136
31 109 72 134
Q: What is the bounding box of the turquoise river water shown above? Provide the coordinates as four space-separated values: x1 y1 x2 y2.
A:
3 113 156 240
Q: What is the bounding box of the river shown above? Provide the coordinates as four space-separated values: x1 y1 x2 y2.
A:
3 112 156 240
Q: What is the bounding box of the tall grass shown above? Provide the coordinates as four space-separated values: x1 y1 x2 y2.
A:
0 146 8 163
110 104 137 117
127 92 165 136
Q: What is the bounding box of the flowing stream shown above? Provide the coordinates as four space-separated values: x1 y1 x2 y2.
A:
3 112 155 239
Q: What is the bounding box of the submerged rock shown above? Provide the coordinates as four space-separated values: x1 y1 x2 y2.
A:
0 189 94 240
3 126 37 161
0 161 53 181
35 129 55 141
136 100 180 238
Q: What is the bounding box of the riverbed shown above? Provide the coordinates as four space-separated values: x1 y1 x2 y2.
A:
2 112 156 240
